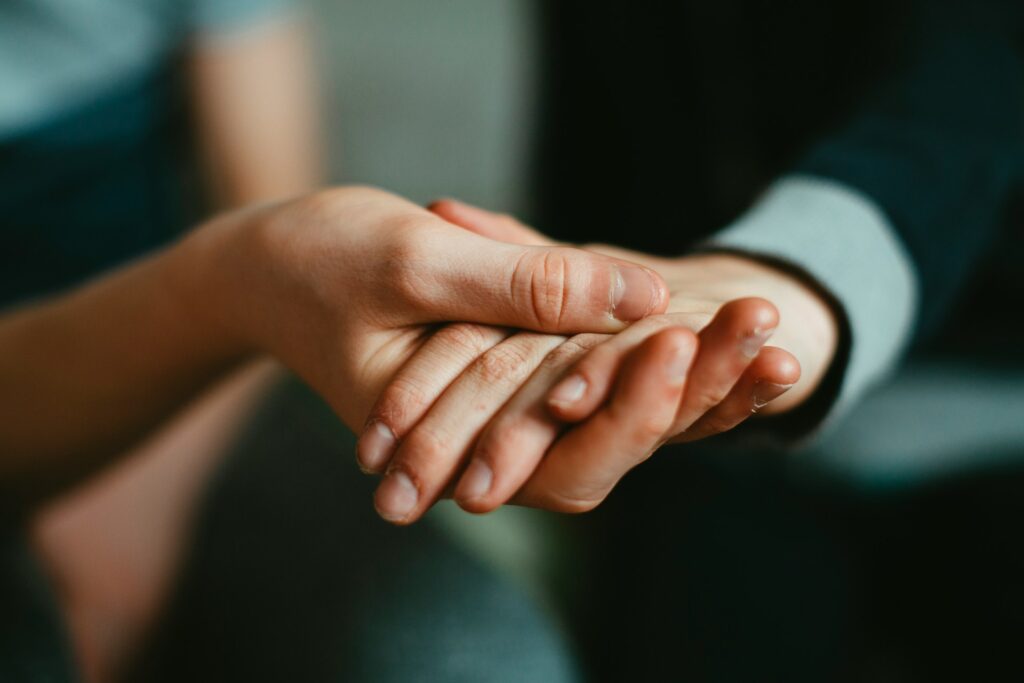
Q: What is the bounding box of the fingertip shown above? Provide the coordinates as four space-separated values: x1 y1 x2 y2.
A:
356 421 397 474
453 458 496 514
746 296 781 331
427 197 462 221
752 345 802 386
659 326 699 356
373 468 420 525
546 373 590 420
716 297 780 331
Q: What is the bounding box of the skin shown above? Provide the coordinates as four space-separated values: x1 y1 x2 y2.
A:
366 200 838 523
14 23 661 680
0 187 666 505
7 20 832 681
28 20 325 682
7 188 662 683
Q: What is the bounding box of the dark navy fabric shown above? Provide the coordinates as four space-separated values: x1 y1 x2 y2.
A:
0 64 192 682
0 66 192 310
796 0 1024 342
0 530 77 682
534 0 1024 353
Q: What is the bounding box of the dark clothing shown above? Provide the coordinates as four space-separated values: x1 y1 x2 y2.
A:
0 530 77 682
535 3 1024 680
0 64 192 683
0 66 191 311
3 2 1023 680
578 444 1024 683
535 0 1024 353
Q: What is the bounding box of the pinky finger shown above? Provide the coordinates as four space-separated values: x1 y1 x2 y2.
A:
673 346 800 443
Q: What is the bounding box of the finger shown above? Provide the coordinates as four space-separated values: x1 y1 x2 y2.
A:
451 333 608 513
400 224 669 332
373 333 564 525
544 312 711 422
674 345 800 443
513 328 698 513
669 298 779 434
356 324 509 473
428 199 555 246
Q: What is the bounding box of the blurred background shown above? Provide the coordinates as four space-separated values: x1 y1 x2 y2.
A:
306 0 1024 488
308 0 536 214
4 0 1022 681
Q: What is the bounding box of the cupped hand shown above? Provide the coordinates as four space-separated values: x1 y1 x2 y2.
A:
172 187 668 434
363 200 838 523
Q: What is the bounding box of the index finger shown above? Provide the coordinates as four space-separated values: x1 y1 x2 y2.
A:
513 327 698 513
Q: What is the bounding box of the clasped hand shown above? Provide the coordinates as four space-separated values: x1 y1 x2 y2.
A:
176 187 835 525
359 200 838 524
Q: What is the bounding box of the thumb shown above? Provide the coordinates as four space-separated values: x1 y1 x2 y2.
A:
407 225 669 334
428 199 556 246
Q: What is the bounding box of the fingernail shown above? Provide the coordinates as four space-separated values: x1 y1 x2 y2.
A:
357 421 397 473
455 459 493 504
739 327 775 359
751 381 793 411
374 470 418 523
549 374 587 407
666 344 693 386
611 266 658 321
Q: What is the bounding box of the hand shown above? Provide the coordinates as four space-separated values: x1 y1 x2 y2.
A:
363 200 837 522
172 187 669 433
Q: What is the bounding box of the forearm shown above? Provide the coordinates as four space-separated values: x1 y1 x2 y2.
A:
188 17 323 209
0 233 246 502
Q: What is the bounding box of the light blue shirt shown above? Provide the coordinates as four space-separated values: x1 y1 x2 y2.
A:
0 0 293 137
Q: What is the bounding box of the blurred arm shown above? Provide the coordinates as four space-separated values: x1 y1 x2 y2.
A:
0 241 246 511
186 16 323 208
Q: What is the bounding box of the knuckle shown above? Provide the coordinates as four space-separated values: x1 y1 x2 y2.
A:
437 323 494 355
302 186 387 224
634 414 671 443
480 416 529 459
552 338 614 386
540 336 593 371
372 376 431 429
513 250 572 329
399 427 450 475
569 332 609 349
699 412 743 436
382 219 441 303
299 187 349 220
472 342 532 384
695 385 731 415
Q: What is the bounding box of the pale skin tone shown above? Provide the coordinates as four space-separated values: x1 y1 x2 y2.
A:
2 188 664 509
27 20 325 681
10 21 662 683
365 200 839 523
8 19 837 683
8 191 664 679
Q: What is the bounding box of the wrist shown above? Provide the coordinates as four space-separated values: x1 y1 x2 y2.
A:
163 209 265 366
